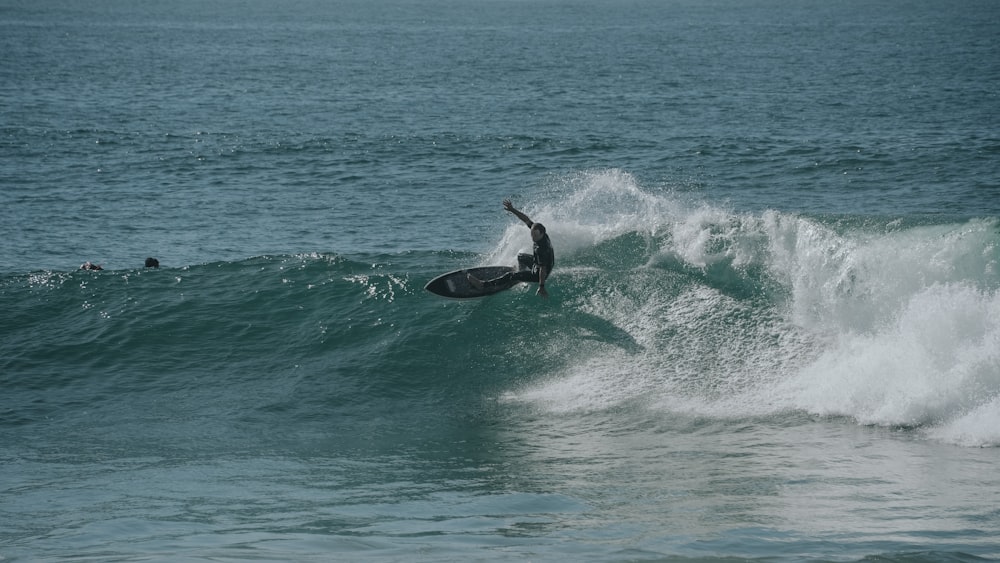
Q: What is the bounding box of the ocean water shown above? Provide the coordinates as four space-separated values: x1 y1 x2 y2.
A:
2 0 1000 561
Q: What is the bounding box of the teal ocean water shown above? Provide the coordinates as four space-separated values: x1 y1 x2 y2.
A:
3 0 1000 561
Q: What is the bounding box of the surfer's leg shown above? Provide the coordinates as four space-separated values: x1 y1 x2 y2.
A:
511 270 537 283
468 269 536 290
484 272 517 288
468 271 520 290
517 253 534 271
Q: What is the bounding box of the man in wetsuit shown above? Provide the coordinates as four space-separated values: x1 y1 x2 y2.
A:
468 199 554 298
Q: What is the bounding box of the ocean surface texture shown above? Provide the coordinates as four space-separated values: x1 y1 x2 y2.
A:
2 0 999 561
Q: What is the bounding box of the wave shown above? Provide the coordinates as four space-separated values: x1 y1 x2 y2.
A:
3 170 998 446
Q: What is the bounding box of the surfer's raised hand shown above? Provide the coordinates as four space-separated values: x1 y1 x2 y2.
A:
504 199 534 228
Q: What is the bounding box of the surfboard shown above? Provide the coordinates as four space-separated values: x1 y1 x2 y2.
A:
424 266 517 299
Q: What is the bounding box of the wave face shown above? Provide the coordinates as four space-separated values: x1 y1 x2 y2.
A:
4 170 998 449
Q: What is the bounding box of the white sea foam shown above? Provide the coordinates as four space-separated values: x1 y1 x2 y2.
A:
504 171 1000 447
780 283 1000 432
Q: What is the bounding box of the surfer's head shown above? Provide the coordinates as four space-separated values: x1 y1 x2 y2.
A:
531 223 546 241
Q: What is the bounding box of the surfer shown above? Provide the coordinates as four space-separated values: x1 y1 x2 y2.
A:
80 261 103 271
468 199 554 298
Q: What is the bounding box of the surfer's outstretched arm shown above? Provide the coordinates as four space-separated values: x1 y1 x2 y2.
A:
503 199 534 228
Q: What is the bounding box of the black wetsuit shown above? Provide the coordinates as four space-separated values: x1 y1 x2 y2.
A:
484 233 554 287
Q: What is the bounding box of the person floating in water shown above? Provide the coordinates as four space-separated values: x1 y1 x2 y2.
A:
145 257 159 268
468 199 554 298
80 261 103 271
